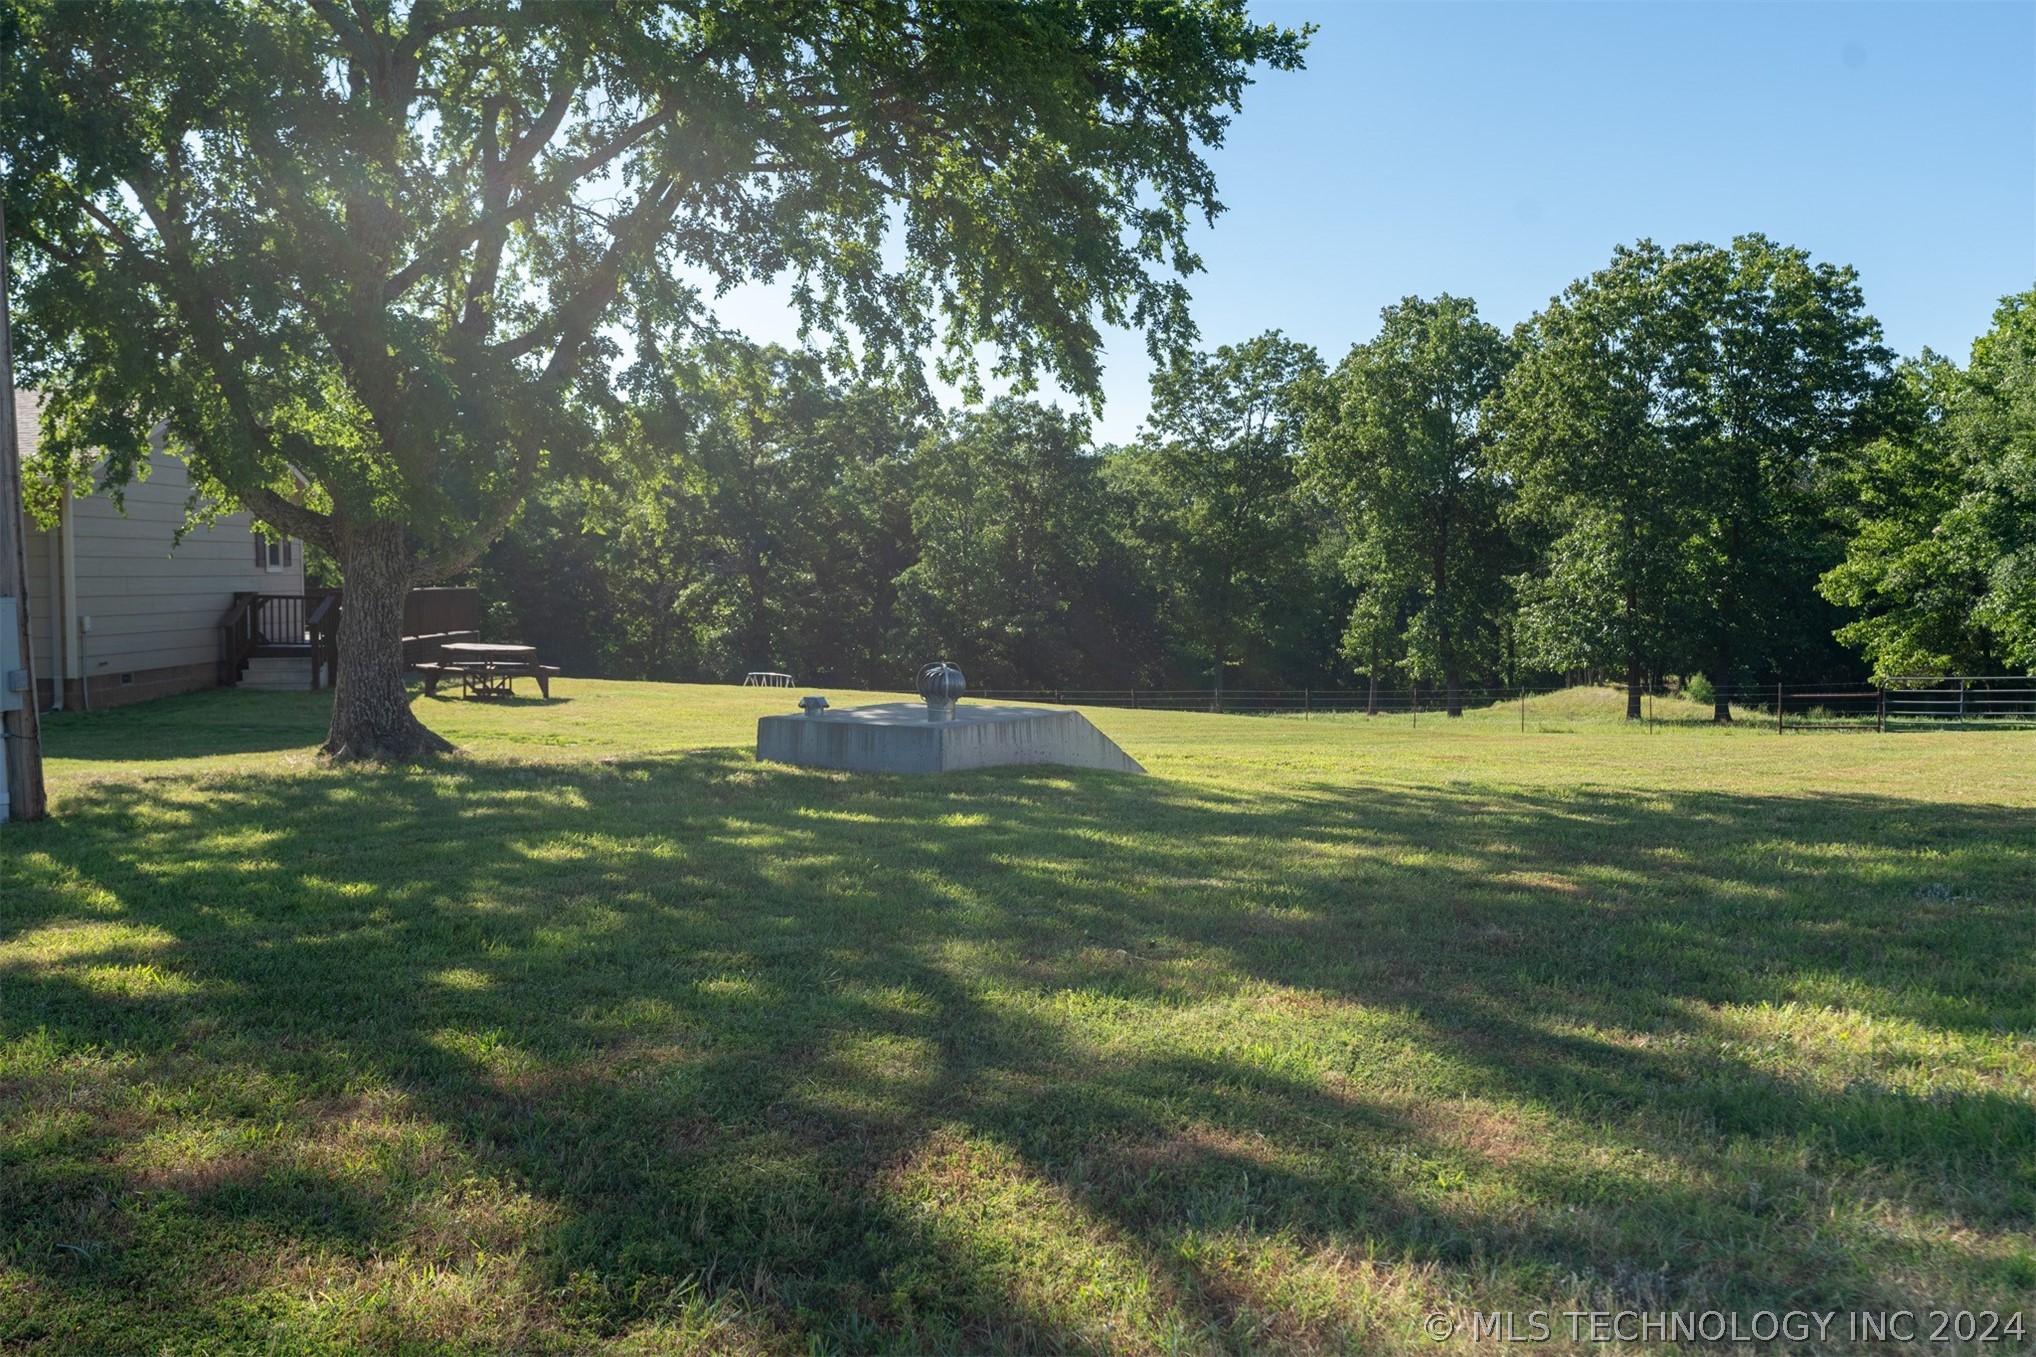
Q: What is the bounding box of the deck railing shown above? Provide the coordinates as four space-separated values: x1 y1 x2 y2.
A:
218 593 258 687
220 586 479 690
219 590 340 690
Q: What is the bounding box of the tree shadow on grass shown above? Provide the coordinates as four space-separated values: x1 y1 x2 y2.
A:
3 749 2033 1351
35 687 335 763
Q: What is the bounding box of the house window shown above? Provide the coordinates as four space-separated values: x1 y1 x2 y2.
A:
254 534 294 573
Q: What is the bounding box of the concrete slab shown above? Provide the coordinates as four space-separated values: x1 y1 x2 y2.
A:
757 702 1145 775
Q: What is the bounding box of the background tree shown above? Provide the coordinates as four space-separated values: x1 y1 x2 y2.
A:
897 399 1147 688
1675 235 1892 718
467 478 627 680
1304 296 1514 716
1823 289 2036 676
3 0 1307 757
675 341 926 685
478 336 926 686
1331 530 1409 714
1109 331 1325 707
1497 243 1702 719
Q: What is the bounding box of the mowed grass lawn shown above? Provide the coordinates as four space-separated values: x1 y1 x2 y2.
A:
3 682 2033 1354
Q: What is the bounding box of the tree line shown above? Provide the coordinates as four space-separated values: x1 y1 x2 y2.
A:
468 238 2035 718
10 4 2028 753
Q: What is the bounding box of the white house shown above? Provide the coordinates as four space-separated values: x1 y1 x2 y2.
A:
13 390 306 709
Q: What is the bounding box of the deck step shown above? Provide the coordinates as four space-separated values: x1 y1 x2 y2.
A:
236 656 315 692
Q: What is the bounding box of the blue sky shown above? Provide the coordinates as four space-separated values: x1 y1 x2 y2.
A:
710 0 2036 444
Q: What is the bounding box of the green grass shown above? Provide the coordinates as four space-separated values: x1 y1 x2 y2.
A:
4 682 2033 1354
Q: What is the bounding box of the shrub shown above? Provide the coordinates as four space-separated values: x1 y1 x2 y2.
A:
1683 672 1714 705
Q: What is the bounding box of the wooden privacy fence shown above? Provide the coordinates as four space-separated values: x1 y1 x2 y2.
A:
399 587 482 664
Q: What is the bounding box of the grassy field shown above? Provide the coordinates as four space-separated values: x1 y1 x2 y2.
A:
3 682 2032 1354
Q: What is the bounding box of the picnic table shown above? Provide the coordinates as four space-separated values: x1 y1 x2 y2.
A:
421 642 558 699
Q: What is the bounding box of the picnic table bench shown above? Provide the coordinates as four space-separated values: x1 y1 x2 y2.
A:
416 642 560 699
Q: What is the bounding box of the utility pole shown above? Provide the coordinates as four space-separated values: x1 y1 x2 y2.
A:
0 196 49 822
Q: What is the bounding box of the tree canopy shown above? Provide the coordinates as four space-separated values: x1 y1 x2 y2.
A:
1823 290 2036 677
1304 296 1514 716
1672 235 1892 717
2 0 1307 756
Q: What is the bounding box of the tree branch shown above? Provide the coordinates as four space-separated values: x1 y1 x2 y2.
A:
458 67 579 338
382 105 678 302
492 175 680 368
396 5 499 59
420 177 680 579
305 0 377 71
239 483 340 554
504 70 580 177
63 189 170 280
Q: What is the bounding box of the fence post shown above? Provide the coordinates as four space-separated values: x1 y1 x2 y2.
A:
1519 687 1525 732
1776 681 1784 735
1877 684 1886 734
1130 686 1138 710
1304 687 1310 719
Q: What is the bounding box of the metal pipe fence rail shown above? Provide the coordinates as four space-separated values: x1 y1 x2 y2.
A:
1768 679 2036 732
1881 676 2036 728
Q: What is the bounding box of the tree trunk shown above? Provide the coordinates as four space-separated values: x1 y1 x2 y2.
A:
1712 631 1734 723
742 548 769 674
1433 513 1459 717
1625 581 1643 721
1713 510 1741 724
324 520 453 762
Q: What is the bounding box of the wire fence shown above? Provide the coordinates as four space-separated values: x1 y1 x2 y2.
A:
957 676 2036 732
974 685 1534 717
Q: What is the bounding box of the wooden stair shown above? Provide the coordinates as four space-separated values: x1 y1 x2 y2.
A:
236 651 316 692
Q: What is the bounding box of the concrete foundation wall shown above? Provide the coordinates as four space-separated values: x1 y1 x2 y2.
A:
758 703 1144 775
37 660 221 711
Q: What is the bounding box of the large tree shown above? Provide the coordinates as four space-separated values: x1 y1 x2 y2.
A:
1676 235 1891 718
1497 238 1888 716
1823 289 2036 676
1304 296 1513 716
2 0 1305 758
1110 330 1323 707
668 339 926 686
1497 243 1702 719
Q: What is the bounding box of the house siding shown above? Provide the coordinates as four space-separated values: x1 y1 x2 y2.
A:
14 390 306 708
